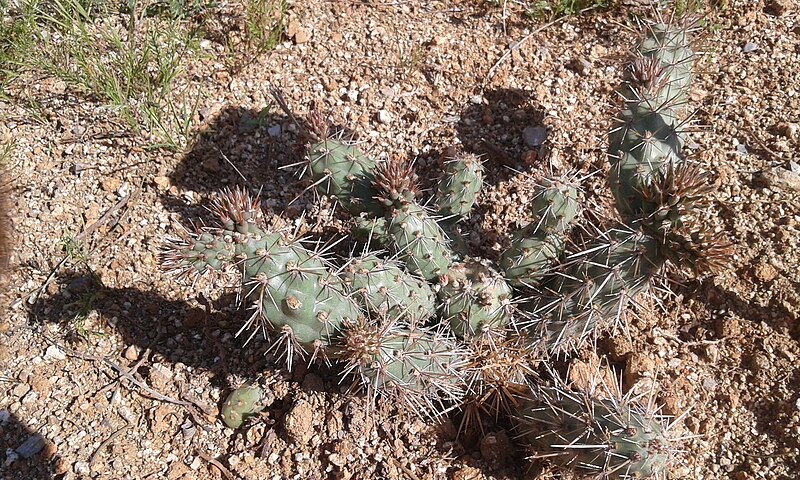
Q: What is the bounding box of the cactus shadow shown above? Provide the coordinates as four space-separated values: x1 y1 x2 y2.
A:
27 276 277 395
455 87 547 177
0 413 54 479
162 105 311 228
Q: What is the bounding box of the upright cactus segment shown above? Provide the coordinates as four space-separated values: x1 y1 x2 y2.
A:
342 254 436 325
526 228 663 354
501 177 580 289
306 133 383 217
436 152 484 221
609 20 695 220
161 188 361 365
517 372 677 479
438 258 513 340
338 315 468 418
373 158 455 281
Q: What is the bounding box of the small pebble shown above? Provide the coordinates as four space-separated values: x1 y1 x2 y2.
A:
742 42 758 53
522 126 548 148
12 383 30 398
44 345 66 361
123 345 139 361
267 125 282 137
16 434 45 458
377 109 392 124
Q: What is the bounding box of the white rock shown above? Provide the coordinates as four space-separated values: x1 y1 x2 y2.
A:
44 345 66 361
377 109 392 124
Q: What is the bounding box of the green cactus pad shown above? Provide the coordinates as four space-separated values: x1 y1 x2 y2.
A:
388 203 454 281
525 229 664 354
343 255 436 324
610 22 695 220
501 178 579 289
438 258 513 340
307 137 382 216
518 384 676 479
338 318 467 418
220 386 265 429
436 152 484 221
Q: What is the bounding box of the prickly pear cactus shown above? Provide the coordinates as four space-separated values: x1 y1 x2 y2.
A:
609 21 695 220
517 382 676 479
220 386 265 429
438 258 513 340
158 17 722 475
501 177 580 289
526 228 663 354
436 152 484 221
342 254 436 324
338 316 467 418
162 188 362 364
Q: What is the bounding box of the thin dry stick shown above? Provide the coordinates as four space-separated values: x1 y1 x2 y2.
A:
197 452 235 480
26 190 137 305
89 422 130 469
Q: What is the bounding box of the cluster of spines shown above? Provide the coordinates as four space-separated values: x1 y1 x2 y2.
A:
516 366 680 479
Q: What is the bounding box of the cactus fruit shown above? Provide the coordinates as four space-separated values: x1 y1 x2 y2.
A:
221 386 265 429
342 254 436 324
501 177 580 289
436 152 484 221
338 315 467 418
438 258 513 340
517 373 677 479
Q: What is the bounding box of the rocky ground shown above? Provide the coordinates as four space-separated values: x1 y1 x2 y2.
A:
1 0 799 479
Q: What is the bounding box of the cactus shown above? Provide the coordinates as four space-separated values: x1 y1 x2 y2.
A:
438 258 513 340
342 254 436 325
436 152 484 221
337 315 467 418
517 373 677 479
609 21 695 221
220 386 265 429
156 18 717 472
306 134 383 217
501 177 580 290
162 188 361 366
459 336 538 432
525 228 663 354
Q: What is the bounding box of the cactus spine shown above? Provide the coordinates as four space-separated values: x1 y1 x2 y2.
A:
517 378 676 479
162 189 361 365
436 152 484 221
438 258 513 340
609 21 694 221
338 316 467 418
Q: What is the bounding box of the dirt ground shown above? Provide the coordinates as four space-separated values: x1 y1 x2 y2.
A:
1 0 799 479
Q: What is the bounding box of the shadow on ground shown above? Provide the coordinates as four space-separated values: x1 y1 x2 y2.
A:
0 413 53 479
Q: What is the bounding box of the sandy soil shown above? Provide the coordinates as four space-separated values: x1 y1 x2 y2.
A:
1 1 799 479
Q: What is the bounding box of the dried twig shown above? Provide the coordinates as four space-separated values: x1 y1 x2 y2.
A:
483 8 600 88
197 451 235 480
89 422 130 469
